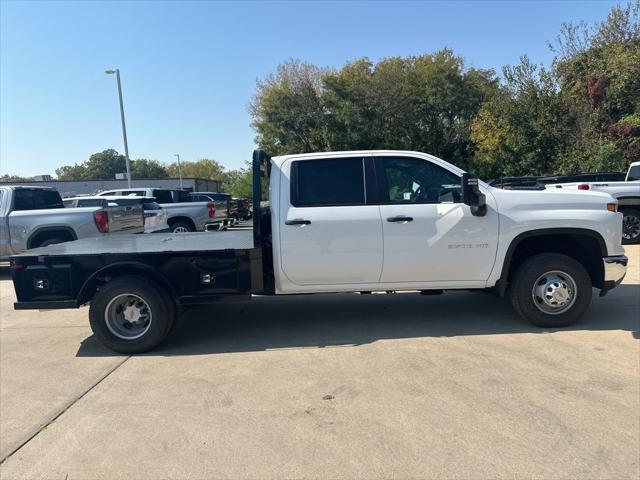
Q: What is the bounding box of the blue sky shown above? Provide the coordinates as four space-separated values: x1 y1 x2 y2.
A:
0 0 620 177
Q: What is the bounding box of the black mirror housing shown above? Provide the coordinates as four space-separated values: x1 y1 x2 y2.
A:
461 173 487 217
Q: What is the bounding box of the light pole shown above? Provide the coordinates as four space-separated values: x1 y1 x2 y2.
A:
174 154 183 188
105 69 132 188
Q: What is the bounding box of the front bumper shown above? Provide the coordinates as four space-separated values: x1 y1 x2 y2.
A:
601 255 628 293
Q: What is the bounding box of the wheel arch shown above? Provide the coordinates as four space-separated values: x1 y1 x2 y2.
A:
167 216 196 229
496 228 607 295
27 227 77 249
78 262 177 305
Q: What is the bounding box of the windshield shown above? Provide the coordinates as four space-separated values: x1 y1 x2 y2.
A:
627 165 640 181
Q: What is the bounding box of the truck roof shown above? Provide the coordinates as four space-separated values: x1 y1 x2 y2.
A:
0 185 57 190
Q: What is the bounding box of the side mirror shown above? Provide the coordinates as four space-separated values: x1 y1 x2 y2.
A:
461 173 487 217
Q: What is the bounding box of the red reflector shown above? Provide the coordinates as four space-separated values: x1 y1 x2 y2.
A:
207 202 216 218
578 184 590 190
10 262 23 271
94 211 109 233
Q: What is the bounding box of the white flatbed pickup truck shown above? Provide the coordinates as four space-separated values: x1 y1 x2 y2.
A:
547 161 640 244
10 150 627 353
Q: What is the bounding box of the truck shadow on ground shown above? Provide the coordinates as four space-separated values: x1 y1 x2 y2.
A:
76 284 640 357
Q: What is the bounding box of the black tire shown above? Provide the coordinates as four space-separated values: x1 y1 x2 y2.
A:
37 238 67 248
170 221 195 233
509 253 592 328
621 207 640 245
89 275 176 354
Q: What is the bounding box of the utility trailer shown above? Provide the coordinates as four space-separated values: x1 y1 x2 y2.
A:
11 150 627 353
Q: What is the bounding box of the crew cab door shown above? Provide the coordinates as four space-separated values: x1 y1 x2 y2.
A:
375 156 499 284
278 155 383 285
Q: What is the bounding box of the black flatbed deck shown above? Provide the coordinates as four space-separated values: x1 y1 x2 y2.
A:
11 151 273 311
15 230 255 257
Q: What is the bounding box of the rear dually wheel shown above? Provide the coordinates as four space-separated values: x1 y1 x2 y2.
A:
89 275 176 354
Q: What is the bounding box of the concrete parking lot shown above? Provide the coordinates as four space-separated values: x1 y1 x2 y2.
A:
0 247 638 480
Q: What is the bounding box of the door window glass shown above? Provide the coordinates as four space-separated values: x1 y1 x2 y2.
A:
292 158 365 207
627 165 640 181
152 190 174 203
380 157 461 204
77 199 107 207
13 189 63 210
175 190 192 202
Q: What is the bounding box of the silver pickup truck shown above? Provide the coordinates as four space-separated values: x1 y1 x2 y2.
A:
0 185 144 260
96 187 217 233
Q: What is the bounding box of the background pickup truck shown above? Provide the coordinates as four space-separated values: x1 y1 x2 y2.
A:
96 187 216 233
10 150 627 354
0 185 143 260
546 161 640 244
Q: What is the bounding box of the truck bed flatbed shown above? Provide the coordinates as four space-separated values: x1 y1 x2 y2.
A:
14 230 255 257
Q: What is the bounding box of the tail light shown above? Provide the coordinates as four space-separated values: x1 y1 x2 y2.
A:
207 202 216 218
94 211 109 233
578 184 590 190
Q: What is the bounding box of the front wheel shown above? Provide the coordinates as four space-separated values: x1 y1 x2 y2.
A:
509 253 592 328
89 275 176 353
621 207 640 244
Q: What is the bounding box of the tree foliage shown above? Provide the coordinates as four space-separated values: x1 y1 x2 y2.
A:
251 2 639 179
167 158 227 182
225 165 254 198
250 52 498 171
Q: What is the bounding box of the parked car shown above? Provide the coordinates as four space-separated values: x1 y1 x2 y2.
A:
190 192 238 221
96 188 215 233
0 186 143 260
545 162 640 244
63 196 169 233
189 192 229 229
10 149 627 354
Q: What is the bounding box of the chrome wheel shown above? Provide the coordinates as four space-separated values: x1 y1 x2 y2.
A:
105 293 153 340
172 226 189 233
531 270 577 315
622 213 640 241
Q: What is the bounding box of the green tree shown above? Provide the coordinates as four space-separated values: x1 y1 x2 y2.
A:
83 149 127 178
249 59 330 156
131 159 168 178
167 158 227 180
225 165 254 198
470 57 574 178
550 1 640 171
323 50 498 169
250 51 498 171
0 174 34 182
55 163 87 180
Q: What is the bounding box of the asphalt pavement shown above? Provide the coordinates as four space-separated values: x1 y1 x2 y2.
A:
0 246 638 479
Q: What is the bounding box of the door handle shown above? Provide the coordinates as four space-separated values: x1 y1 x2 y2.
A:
386 215 413 223
285 218 311 226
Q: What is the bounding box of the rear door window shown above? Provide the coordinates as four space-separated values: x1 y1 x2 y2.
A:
291 158 365 207
152 190 174 203
13 189 63 210
77 199 107 207
175 190 192 202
